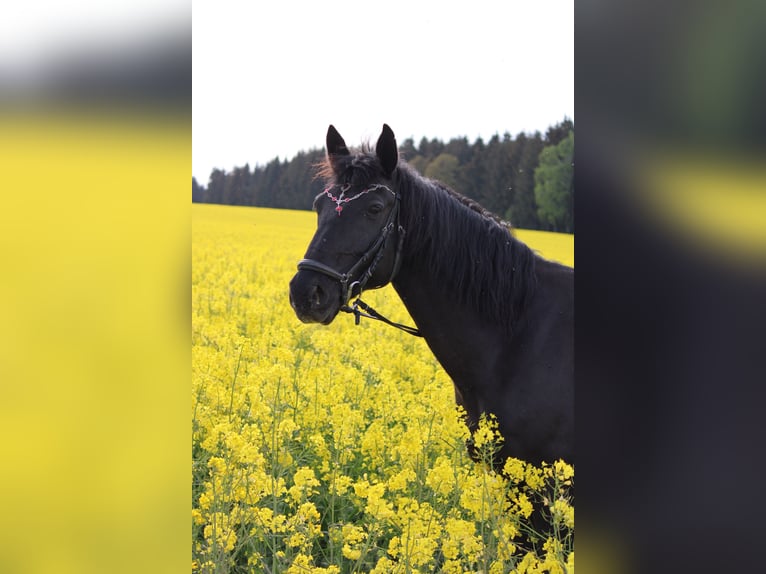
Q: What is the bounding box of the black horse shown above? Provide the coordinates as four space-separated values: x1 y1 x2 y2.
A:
289 124 573 466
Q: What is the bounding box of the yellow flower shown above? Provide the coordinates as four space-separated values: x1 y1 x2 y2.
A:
552 498 575 529
472 426 491 448
370 556 395 574
361 420 386 460
516 492 534 519
192 204 575 572
197 491 211 511
515 551 541 574
553 460 575 487
525 464 545 491
387 536 401 559
286 553 311 573
286 531 306 548
342 544 362 561
365 483 394 522
353 477 371 499
459 485 483 518
425 456 456 496
192 508 205 525
297 501 320 524
503 456 526 483
288 466 320 504
443 517 480 561
277 449 294 468
387 467 416 492
278 417 298 438
203 519 236 552
441 559 464 574
342 523 365 542
332 473 353 495
472 415 501 450
263 476 287 498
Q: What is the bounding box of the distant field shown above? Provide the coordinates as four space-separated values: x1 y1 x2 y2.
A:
191 204 573 269
513 228 574 269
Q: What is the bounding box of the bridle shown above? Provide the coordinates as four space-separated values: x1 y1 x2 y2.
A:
298 182 403 304
296 183 421 337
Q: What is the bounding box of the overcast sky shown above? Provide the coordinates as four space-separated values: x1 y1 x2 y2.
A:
192 1 573 183
0 1 573 184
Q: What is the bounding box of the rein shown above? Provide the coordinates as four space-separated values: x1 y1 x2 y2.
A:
343 298 422 337
297 183 422 338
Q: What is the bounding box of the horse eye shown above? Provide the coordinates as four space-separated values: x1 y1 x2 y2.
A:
367 204 383 216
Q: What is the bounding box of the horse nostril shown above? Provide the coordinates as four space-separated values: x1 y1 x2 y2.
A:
309 284 324 308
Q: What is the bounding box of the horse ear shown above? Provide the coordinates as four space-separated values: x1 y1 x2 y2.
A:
326 125 349 159
376 124 398 177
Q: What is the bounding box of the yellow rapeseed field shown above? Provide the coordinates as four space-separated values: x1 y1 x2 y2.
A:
192 203 574 573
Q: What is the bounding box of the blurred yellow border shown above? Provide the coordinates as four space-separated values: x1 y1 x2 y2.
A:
0 111 189 574
642 153 766 260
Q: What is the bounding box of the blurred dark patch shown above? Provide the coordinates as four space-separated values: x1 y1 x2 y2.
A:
577 0 766 157
0 29 190 116
576 1 766 573
577 163 766 574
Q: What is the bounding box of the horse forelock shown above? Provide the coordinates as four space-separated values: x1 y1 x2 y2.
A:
314 144 385 187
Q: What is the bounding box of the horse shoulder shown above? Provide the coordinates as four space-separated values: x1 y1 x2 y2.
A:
493 258 574 461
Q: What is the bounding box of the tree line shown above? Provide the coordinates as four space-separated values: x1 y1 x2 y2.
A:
193 118 573 232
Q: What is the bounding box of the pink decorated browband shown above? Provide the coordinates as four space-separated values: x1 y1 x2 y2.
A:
321 183 394 215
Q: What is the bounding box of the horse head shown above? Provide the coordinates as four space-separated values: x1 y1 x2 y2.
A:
289 124 404 325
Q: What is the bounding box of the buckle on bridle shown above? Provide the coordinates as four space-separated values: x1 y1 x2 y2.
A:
347 280 361 306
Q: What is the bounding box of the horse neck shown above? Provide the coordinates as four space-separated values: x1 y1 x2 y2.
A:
391 263 479 338
390 169 535 342
391 257 511 410
389 183 528 378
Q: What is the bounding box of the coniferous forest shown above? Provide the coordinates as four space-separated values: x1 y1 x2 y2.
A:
193 118 573 232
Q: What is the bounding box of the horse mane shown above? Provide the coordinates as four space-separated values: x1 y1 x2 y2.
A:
394 162 537 329
314 148 538 330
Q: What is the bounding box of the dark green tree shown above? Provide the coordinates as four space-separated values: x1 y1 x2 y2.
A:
464 136 486 203
192 119 574 232
400 137 418 161
192 177 205 203
480 134 506 213
534 131 574 233
278 150 325 209
408 155 430 175
417 137 444 159
545 117 574 146
504 132 544 229
444 136 472 164
257 158 283 208
425 153 460 190
223 164 250 205
206 169 226 204
498 134 524 220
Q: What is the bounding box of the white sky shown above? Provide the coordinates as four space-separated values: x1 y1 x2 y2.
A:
0 1 573 184
192 1 573 183
0 1 187 77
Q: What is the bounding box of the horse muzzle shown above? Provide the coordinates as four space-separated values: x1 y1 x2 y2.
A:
288 270 342 325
